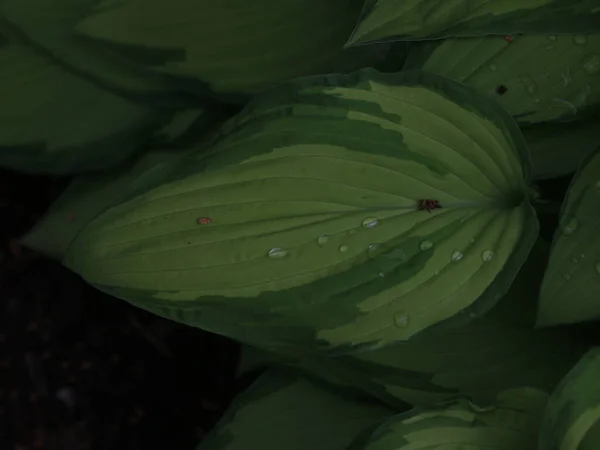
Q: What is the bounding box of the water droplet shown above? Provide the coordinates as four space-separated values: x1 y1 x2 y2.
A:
419 240 433 251
560 217 579 235
595 261 600 274
519 75 537 94
489 64 498 71
362 217 380 229
562 272 571 281
451 250 464 262
545 44 554 51
561 68 572 87
268 248 288 259
378 272 385 278
481 250 494 262
574 35 587 45
317 235 329 246
368 243 380 258
469 238 476 244
393 312 410 329
582 54 600 75
339 245 349 253
571 255 580 264
547 34 557 41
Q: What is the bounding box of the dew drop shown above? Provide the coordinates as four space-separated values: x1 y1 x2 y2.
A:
574 35 588 45
368 243 380 258
519 75 537 94
481 250 494 263
547 34 557 41
317 235 329 246
393 312 410 329
419 240 433 251
378 272 385 278
268 248 288 259
562 272 571 281
582 54 600 75
595 261 600 275
362 217 380 229
560 217 579 235
489 64 498 72
545 44 554 51
571 255 580 264
339 244 349 253
451 250 464 262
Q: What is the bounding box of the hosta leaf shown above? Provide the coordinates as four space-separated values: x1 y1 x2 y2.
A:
523 111 600 180
404 34 600 125
0 0 204 107
350 387 548 450
197 370 393 450
64 69 538 354
73 0 387 99
255 239 587 407
540 348 600 450
537 145 600 327
0 22 163 174
347 0 600 45
21 150 189 260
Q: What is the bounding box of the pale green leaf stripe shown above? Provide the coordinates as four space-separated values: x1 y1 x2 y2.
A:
539 348 600 450
537 145 600 327
347 0 600 45
197 370 393 450
351 388 548 450
64 70 537 353
403 34 600 125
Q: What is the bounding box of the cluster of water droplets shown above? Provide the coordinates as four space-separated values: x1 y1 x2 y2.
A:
558 213 600 277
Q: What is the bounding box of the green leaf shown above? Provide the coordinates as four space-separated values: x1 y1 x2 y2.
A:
351 387 548 450
537 145 600 327
347 0 600 45
403 34 600 125
255 239 587 408
0 0 190 106
522 111 600 180
540 348 600 450
0 22 164 174
72 0 387 99
21 149 190 260
63 69 538 354
197 369 393 450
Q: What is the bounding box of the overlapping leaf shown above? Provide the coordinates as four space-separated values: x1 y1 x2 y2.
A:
256 239 587 407
0 22 164 174
197 370 393 450
347 0 600 45
539 348 600 450
71 0 387 99
537 145 600 327
404 34 600 125
522 111 600 180
350 388 548 450
64 69 538 354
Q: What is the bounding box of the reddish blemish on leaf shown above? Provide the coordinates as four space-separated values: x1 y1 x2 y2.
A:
197 217 211 225
504 35 514 43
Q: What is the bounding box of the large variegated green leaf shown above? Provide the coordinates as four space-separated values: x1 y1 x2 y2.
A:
537 145 600 327
253 239 587 408
523 111 600 180
347 0 600 45
197 370 393 450
64 69 538 354
403 34 600 125
71 0 387 99
539 348 600 450
0 21 164 174
350 388 548 450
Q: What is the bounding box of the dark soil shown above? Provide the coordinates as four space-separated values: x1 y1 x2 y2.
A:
0 169 248 450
